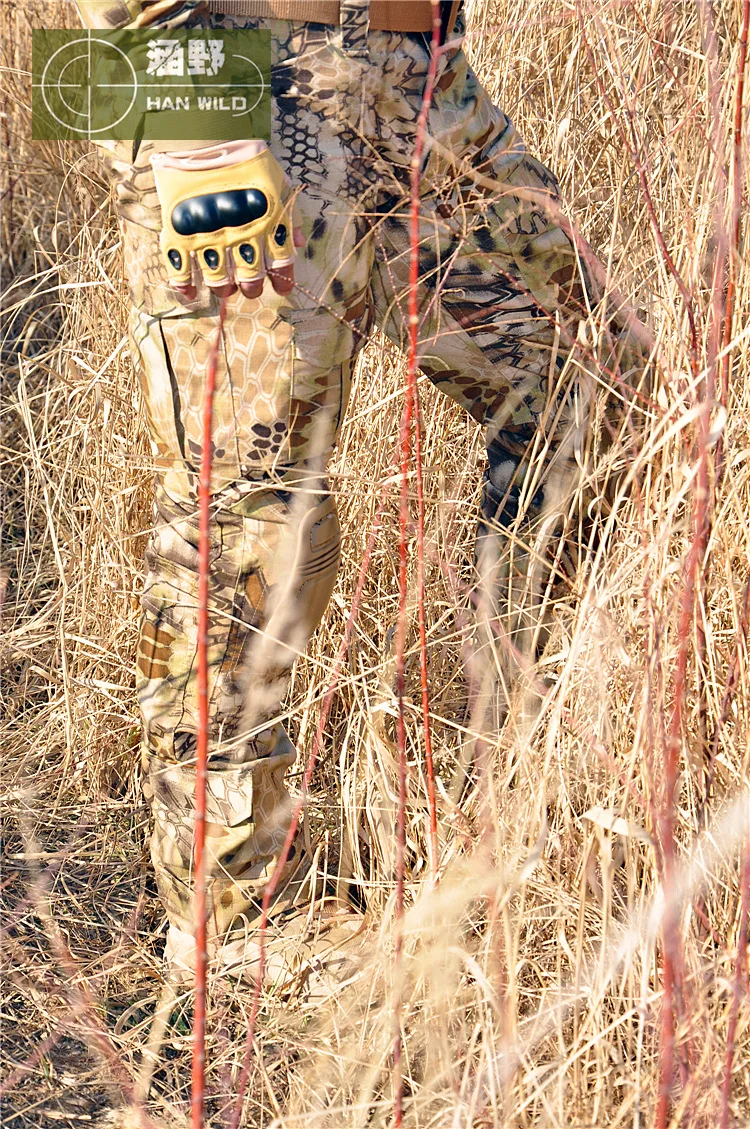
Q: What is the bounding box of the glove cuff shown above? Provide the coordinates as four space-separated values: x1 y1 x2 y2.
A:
150 139 268 173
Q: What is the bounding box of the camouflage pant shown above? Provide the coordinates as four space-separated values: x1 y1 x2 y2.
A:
98 11 644 937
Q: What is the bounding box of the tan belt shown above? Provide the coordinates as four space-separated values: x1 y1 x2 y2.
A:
206 1 460 34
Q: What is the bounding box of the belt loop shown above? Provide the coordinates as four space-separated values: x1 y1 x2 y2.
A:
339 0 370 57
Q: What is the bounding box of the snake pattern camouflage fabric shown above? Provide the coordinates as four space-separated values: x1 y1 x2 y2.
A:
78 3 647 943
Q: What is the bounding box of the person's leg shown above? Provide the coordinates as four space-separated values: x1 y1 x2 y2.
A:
84 5 378 971
368 27 649 712
139 478 342 951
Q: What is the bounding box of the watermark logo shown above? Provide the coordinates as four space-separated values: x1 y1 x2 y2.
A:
32 29 271 142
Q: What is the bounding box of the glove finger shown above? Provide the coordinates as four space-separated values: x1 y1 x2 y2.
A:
265 212 295 270
196 243 232 292
266 204 296 293
231 237 265 285
162 240 194 290
159 241 198 301
229 239 265 299
267 228 295 292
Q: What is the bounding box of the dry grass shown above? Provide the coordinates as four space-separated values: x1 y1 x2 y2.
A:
2 0 749 1125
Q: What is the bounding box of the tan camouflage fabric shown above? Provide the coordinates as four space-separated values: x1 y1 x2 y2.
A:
138 479 339 933
76 0 206 29
80 4 647 941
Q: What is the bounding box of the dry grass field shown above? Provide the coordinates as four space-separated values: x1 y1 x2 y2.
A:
2 0 749 1125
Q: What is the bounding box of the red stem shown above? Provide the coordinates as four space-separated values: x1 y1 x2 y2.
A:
192 297 226 1129
391 7 445 1123
710 14 749 1123
715 3 750 1029
575 11 708 1118
656 437 711 1123
659 1 750 1113
411 320 439 880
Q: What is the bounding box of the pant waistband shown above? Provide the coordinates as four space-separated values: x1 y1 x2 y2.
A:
206 0 460 35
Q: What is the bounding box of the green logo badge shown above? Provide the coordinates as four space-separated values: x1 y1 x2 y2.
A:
32 29 271 142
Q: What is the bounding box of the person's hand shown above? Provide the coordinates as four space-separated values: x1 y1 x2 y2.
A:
151 139 304 300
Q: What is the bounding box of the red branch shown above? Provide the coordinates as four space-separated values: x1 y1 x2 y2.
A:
192 296 227 1129
575 7 720 1118
716 31 750 1123
391 5 445 1123
411 343 440 880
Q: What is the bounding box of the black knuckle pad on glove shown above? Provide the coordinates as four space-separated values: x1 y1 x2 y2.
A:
171 189 269 236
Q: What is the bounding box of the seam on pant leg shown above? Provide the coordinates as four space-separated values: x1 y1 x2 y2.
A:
159 321 189 464
339 0 370 56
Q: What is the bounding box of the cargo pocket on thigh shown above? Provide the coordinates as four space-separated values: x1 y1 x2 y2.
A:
279 491 341 634
239 490 341 737
255 492 342 678
287 305 363 465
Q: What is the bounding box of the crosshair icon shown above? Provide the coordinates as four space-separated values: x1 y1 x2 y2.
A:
39 34 138 137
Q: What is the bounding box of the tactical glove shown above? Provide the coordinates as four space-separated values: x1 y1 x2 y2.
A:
151 139 303 300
